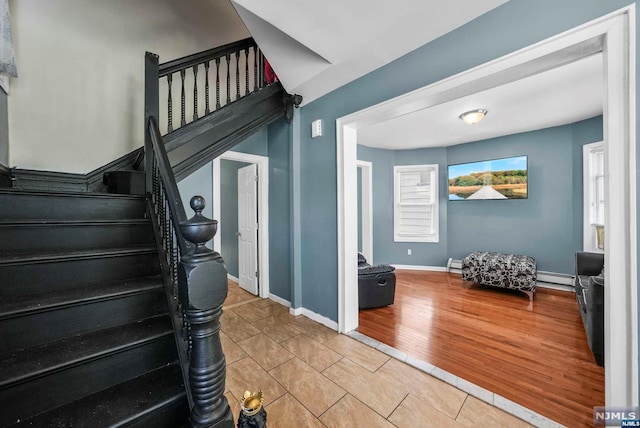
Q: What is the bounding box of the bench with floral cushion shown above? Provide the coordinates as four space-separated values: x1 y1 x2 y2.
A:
461 251 536 301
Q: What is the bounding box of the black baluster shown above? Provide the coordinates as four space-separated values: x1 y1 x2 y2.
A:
167 74 174 133
259 50 265 89
193 65 199 121
152 158 159 214
253 47 258 92
225 54 231 105
215 58 221 109
235 51 240 100
180 69 186 127
245 48 250 96
204 61 210 115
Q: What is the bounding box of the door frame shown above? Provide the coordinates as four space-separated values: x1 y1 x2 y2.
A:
356 160 373 263
213 151 270 299
336 6 637 407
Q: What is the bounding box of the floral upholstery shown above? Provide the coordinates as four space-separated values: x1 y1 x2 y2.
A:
462 251 536 294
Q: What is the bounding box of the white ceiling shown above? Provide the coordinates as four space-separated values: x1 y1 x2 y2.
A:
230 0 509 105
227 0 603 149
358 53 603 149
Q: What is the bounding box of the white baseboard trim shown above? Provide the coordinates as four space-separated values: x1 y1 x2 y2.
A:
227 274 239 283
286 306 338 331
289 307 303 316
269 293 291 308
536 282 574 293
536 271 574 286
391 264 448 272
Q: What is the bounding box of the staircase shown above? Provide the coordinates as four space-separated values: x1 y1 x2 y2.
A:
0 189 188 427
0 37 291 427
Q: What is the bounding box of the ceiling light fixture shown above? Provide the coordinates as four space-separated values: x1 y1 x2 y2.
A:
459 109 488 125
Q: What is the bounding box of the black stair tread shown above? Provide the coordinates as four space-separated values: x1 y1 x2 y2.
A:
10 363 186 428
0 245 157 265
0 275 164 320
0 188 146 200
0 219 150 226
0 314 173 390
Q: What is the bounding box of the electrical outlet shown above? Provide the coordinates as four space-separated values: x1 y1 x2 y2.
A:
407 249 412 255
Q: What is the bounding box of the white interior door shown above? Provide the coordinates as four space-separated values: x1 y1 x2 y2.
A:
238 164 259 295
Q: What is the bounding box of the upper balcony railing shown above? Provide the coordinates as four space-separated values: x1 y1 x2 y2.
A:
155 38 270 136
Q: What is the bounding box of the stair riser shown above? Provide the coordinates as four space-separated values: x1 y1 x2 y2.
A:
0 291 168 354
0 336 177 427
124 396 190 428
0 253 160 297
0 222 155 253
0 193 147 220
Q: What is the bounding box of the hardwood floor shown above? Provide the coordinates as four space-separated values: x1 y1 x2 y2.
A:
356 270 604 427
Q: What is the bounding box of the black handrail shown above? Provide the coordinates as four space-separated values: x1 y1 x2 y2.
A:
159 38 257 77
147 116 189 255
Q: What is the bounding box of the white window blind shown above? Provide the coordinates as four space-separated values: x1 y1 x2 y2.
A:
394 165 439 242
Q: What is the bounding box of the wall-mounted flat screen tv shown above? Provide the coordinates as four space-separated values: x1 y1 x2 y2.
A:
448 155 528 200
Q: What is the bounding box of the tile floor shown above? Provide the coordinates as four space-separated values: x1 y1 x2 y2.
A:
221 282 533 427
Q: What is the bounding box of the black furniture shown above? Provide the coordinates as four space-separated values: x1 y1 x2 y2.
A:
574 251 604 366
357 253 396 309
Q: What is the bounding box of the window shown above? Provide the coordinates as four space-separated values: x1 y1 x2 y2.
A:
583 141 605 252
394 164 439 242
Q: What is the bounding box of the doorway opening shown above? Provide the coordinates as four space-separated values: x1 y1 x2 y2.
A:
337 6 636 408
213 151 270 298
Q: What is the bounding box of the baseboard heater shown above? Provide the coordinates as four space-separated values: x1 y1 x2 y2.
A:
446 258 575 291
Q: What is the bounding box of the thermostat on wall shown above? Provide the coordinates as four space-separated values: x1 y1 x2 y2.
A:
311 119 322 138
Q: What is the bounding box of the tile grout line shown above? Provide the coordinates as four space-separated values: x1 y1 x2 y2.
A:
386 392 410 423
455 393 470 421
314 390 348 421
269 357 346 423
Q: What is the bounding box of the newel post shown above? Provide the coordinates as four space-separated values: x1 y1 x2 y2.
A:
179 196 234 428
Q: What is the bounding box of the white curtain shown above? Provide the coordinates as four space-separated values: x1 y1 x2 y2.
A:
0 0 16 93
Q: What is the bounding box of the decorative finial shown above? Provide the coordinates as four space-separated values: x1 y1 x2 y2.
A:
180 195 217 255
190 195 206 214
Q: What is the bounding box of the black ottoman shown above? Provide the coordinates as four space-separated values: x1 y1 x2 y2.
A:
358 254 396 309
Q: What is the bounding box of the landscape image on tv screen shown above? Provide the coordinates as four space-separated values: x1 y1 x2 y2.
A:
448 155 528 200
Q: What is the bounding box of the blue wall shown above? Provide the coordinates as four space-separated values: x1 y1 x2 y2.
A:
177 127 284 288
296 0 637 322
268 118 292 301
233 129 268 157
178 162 214 249
358 145 448 267
357 117 603 275
447 118 602 274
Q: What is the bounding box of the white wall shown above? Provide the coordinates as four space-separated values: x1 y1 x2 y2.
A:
8 0 249 173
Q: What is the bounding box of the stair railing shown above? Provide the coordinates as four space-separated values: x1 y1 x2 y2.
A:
145 115 233 428
143 38 275 428
156 37 268 135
